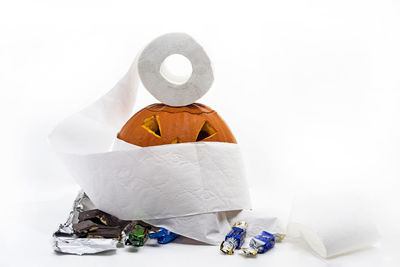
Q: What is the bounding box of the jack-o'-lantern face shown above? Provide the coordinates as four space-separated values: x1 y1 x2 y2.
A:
118 103 236 147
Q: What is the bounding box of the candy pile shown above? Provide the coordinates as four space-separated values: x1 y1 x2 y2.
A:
53 192 283 256
53 192 179 255
220 221 285 256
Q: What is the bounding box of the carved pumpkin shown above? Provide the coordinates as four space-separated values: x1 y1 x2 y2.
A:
118 103 236 147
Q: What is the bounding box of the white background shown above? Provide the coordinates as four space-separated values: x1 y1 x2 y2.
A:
1 0 399 266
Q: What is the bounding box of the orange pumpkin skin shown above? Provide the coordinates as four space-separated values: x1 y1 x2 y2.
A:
118 103 237 147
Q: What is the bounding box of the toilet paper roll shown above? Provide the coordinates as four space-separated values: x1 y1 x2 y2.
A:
138 33 214 106
287 194 380 258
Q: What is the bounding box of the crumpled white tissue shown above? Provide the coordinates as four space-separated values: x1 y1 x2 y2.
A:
49 33 279 245
58 138 251 221
287 194 380 258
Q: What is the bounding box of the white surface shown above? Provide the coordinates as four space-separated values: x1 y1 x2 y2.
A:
1 0 400 266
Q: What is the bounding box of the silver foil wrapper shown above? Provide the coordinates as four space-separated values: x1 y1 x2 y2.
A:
53 236 118 255
53 191 119 255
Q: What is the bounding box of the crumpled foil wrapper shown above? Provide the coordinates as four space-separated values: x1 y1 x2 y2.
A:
53 191 120 255
53 236 119 255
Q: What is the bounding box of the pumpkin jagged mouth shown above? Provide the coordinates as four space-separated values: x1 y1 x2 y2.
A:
142 116 217 142
171 137 182 144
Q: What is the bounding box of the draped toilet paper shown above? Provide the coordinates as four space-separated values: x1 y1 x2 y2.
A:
59 139 251 221
287 194 380 258
49 33 280 244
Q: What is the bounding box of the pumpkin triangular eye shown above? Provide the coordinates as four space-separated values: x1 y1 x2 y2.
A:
142 115 161 137
196 121 217 141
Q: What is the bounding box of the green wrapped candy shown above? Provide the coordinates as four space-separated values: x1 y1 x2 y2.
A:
125 224 151 247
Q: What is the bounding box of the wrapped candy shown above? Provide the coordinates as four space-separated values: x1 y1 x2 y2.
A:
242 231 285 256
220 221 247 254
149 228 180 244
125 224 151 247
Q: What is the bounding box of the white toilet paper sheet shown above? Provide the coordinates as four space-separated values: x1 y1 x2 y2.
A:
58 139 251 220
111 138 280 244
287 194 380 258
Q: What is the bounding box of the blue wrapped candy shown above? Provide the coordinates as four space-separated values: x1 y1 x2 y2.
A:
148 228 179 244
220 221 248 254
242 231 285 256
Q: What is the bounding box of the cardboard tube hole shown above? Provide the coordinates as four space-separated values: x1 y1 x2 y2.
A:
160 54 193 85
